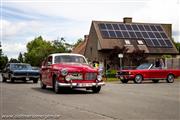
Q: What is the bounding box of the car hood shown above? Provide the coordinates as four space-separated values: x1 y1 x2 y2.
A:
52 63 97 72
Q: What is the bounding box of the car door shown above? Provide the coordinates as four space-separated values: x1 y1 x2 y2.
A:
42 56 53 86
41 59 47 84
46 56 53 86
149 67 166 79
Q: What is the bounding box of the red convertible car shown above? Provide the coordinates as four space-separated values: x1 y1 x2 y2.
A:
40 53 105 93
116 63 180 83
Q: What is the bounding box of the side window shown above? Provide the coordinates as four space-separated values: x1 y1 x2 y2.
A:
44 56 52 66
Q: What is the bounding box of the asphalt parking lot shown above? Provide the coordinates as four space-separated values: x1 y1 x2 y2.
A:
0 73 180 120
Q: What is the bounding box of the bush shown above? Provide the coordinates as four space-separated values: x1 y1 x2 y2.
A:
105 69 117 78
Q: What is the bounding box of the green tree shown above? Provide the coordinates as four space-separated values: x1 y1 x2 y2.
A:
174 42 180 53
9 58 19 63
24 36 70 66
0 42 8 70
73 38 83 48
18 52 24 63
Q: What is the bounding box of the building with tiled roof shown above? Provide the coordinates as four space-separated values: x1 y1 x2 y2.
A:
73 17 179 68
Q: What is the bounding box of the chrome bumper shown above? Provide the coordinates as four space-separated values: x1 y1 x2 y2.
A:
58 82 105 88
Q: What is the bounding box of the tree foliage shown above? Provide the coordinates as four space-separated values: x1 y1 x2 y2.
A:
73 38 83 48
174 42 180 53
18 52 24 63
108 46 129 67
129 50 148 66
0 42 8 70
24 36 71 66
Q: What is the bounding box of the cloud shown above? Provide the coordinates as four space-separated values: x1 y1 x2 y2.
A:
1 0 180 59
133 0 180 41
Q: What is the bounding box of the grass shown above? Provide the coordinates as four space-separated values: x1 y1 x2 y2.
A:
103 77 119 82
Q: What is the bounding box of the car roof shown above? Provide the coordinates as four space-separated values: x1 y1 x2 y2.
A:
49 53 85 57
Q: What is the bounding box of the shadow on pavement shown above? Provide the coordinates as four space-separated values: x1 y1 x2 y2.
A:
31 87 94 95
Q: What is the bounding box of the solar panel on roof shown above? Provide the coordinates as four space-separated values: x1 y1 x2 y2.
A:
119 24 126 30
106 24 113 30
112 24 119 30
129 32 136 38
126 25 133 30
116 31 123 38
98 23 173 48
144 25 151 31
101 30 109 37
109 31 116 37
155 25 163 31
99 24 106 29
148 32 156 38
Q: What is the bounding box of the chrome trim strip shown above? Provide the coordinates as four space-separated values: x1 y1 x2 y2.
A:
58 82 105 87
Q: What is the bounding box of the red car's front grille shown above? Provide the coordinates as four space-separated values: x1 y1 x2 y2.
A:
68 72 97 80
85 73 97 80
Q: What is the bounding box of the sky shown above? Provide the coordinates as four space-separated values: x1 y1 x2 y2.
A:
1 0 180 59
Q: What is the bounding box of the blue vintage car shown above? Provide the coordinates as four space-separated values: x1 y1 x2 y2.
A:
2 63 40 83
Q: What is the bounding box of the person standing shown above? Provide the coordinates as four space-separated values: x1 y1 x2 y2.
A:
160 58 165 69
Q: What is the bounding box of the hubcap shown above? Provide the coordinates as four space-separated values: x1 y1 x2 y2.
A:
168 75 174 82
136 75 142 83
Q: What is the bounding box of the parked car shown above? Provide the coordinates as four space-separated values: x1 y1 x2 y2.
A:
2 63 40 83
116 63 180 84
40 53 105 93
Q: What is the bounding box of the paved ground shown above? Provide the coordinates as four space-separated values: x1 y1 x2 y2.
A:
0 73 180 120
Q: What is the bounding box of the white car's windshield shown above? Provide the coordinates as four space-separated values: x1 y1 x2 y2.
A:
54 55 87 64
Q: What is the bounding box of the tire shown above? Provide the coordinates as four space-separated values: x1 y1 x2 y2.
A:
92 86 101 93
10 75 14 83
152 80 159 83
134 75 143 84
33 79 38 83
121 79 128 83
2 76 7 82
166 74 174 83
53 79 61 94
40 80 46 89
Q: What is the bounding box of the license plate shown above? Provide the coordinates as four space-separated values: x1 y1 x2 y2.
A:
26 77 30 81
78 83 92 87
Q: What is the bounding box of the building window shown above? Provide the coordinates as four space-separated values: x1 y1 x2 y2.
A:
137 40 143 45
125 40 131 45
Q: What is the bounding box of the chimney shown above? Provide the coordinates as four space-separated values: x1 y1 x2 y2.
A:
123 17 132 23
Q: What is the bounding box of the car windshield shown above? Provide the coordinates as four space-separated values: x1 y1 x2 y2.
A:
54 55 87 64
136 63 152 70
11 64 32 70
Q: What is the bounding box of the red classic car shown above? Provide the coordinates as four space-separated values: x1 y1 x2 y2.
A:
116 63 180 83
40 53 105 93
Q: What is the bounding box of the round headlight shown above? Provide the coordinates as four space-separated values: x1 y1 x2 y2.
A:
61 68 68 76
65 75 71 81
97 75 102 81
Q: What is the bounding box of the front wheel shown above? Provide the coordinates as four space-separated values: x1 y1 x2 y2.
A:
40 80 46 89
10 75 14 83
33 79 38 83
53 79 61 94
2 76 7 82
166 74 174 83
92 86 101 93
134 75 143 84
